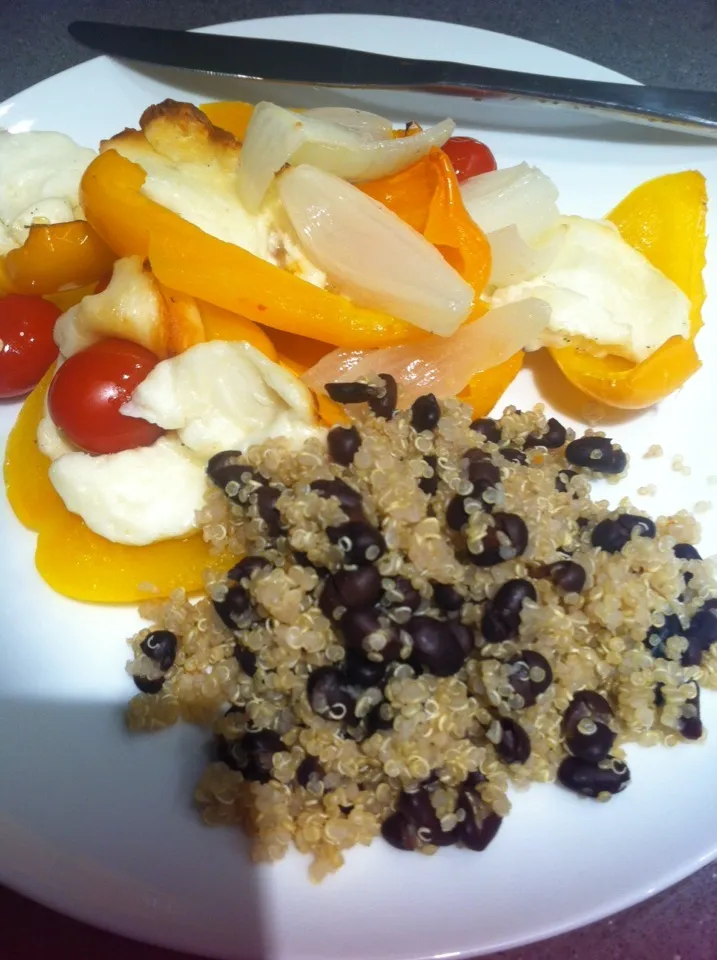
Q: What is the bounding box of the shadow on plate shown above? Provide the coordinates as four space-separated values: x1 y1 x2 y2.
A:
0 694 268 959
523 350 647 427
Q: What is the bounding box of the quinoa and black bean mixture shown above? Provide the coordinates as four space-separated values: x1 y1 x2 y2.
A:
126 375 717 882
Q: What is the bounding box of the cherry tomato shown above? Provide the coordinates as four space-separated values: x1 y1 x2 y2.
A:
48 338 164 455
442 136 497 182
0 295 61 399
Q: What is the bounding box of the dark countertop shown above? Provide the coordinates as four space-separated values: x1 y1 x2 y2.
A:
1 1 716 958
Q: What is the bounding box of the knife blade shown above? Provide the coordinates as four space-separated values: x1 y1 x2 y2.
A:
68 20 717 138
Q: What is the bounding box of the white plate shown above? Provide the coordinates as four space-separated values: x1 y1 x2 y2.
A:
1 13 717 960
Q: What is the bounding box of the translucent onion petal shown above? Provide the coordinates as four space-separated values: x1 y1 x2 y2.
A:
279 164 473 336
488 223 566 287
303 107 393 141
292 117 455 182
238 101 454 211
461 163 560 244
303 298 551 403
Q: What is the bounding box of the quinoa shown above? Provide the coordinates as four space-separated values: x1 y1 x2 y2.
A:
125 392 717 882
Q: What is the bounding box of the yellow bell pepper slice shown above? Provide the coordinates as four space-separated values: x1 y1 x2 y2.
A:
4 221 116 296
4 366 231 604
81 149 420 349
549 171 706 410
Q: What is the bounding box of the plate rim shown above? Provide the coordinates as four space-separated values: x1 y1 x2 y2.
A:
0 12 713 960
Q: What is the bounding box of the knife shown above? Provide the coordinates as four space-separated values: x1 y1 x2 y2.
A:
69 20 717 139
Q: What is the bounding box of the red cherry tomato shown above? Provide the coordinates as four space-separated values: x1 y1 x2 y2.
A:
442 136 497 183
48 338 164 455
0 295 61 399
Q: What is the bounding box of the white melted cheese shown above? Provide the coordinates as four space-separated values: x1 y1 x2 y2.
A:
48 437 206 546
121 340 320 459
0 131 95 253
53 256 166 358
490 216 691 363
110 137 326 288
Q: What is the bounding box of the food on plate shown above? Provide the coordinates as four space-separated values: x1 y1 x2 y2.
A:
126 386 717 881
0 130 95 254
0 96 709 604
0 295 60 398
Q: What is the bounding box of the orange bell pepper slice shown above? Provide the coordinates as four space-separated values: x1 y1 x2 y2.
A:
81 149 420 349
549 171 706 410
4 366 231 604
360 148 491 304
200 100 255 140
459 352 525 418
198 300 277 359
4 221 116 296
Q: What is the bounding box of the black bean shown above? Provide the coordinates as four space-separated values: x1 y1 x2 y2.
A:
344 649 386 688
397 786 456 847
227 555 271 584
332 566 383 609
450 622 475 658
644 613 684 660
431 581 464 612
470 417 501 443
307 667 356 723
327 425 362 466
234 644 257 677
494 717 531 764
341 609 400 661
674 543 701 562
525 417 567 450
461 450 501 488
410 393 441 431
318 578 345 620
686 602 717 652
565 436 627 475
456 790 502 852
218 730 287 783
206 455 266 502
507 650 553 707
328 520 386 564
654 683 665 708
368 373 398 420
418 455 439 496
566 718 615 763
206 449 243 489
562 690 613 737
407 616 468 677
591 514 656 554
310 478 364 522
213 584 252 629
140 629 177 672
679 683 702 741
469 512 529 567
365 702 393 735
464 770 488 789
256 485 283 537
446 494 470 531
381 811 419 851
500 447 527 465
545 560 586 593
296 756 326 789
558 755 630 798
482 579 536 642
133 674 164 694
555 468 577 493
325 381 374 404
389 577 422 612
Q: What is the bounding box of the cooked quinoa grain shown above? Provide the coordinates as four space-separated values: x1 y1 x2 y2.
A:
126 390 717 882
